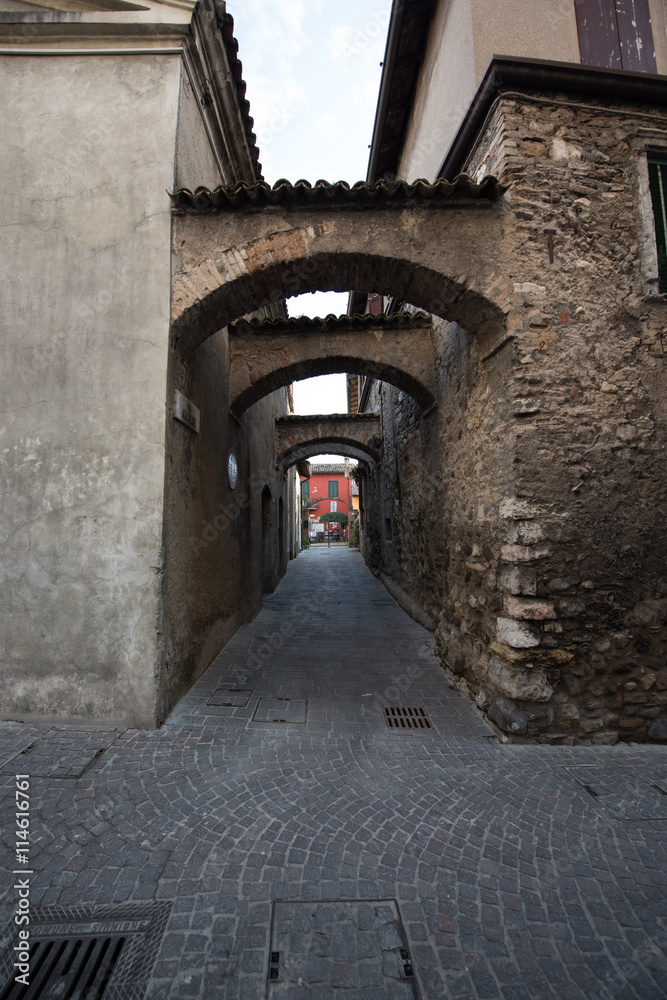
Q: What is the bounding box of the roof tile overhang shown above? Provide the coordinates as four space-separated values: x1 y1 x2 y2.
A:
170 173 505 212
439 55 667 180
230 312 431 335
219 8 261 177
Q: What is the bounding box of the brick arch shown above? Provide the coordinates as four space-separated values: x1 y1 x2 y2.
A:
171 190 508 357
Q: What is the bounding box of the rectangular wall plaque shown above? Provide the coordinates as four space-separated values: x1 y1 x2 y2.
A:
174 389 200 432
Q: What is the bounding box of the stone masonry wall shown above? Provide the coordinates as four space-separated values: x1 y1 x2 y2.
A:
367 93 667 743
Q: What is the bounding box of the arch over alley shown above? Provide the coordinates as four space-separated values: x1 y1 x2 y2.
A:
230 313 435 417
275 413 381 472
170 177 509 357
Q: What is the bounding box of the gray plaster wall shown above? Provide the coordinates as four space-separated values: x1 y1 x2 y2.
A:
0 53 181 727
174 62 223 192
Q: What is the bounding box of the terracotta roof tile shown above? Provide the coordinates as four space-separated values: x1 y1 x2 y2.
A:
229 312 431 335
171 174 505 212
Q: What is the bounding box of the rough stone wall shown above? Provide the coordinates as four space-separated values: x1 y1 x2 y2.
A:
367 93 667 743
161 326 292 722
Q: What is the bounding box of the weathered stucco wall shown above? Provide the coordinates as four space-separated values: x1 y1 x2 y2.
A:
369 93 667 743
174 62 223 192
0 53 181 726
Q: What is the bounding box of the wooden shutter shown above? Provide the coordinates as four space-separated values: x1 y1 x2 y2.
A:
615 0 657 72
574 0 656 72
574 0 622 68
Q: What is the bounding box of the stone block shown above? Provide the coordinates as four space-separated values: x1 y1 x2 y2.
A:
504 596 556 621
498 498 543 521
649 718 667 740
496 617 540 648
487 696 529 734
513 398 543 415
547 578 573 592
501 544 550 563
498 564 537 596
517 522 546 544
488 657 554 702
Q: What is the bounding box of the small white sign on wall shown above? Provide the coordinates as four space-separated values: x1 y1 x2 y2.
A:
174 390 200 433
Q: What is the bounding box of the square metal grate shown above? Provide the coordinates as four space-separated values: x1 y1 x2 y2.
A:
267 899 418 997
206 688 252 708
384 707 432 730
253 698 308 724
0 901 171 1000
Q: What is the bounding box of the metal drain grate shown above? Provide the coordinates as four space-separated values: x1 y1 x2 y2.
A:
0 935 125 1000
384 706 432 730
0 902 171 1000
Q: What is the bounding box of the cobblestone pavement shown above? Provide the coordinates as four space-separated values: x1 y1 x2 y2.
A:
0 547 666 999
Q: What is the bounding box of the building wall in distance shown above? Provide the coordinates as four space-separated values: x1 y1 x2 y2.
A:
398 0 667 183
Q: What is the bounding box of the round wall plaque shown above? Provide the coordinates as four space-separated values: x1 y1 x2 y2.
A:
227 452 238 489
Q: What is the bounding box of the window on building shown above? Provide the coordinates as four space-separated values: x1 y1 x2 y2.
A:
328 481 338 498
302 480 309 499
648 154 667 292
574 0 656 73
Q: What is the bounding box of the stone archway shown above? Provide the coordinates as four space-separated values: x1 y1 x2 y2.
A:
275 414 381 470
170 177 510 357
229 314 435 417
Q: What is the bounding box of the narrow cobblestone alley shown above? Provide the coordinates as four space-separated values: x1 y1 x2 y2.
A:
0 548 665 999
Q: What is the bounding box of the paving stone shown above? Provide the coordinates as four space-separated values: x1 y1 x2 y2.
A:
0 549 665 999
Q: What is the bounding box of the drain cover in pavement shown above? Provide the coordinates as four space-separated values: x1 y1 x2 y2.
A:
1 731 118 778
253 698 308 724
267 900 417 997
0 901 171 1000
384 707 432 730
564 765 667 819
206 688 252 708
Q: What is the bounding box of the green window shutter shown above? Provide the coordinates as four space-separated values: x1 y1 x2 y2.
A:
302 480 309 498
648 157 667 293
328 481 338 498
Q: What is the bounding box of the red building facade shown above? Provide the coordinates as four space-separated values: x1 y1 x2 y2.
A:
301 462 355 541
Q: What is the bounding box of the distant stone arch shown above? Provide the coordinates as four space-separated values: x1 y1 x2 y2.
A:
275 414 381 471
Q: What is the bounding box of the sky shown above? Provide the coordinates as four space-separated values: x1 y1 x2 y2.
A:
227 0 392 440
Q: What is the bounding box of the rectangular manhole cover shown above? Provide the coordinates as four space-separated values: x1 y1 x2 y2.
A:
253 698 308 724
0 901 171 999
206 688 252 708
267 900 417 997
1 731 118 779
564 765 667 819
384 707 432 730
